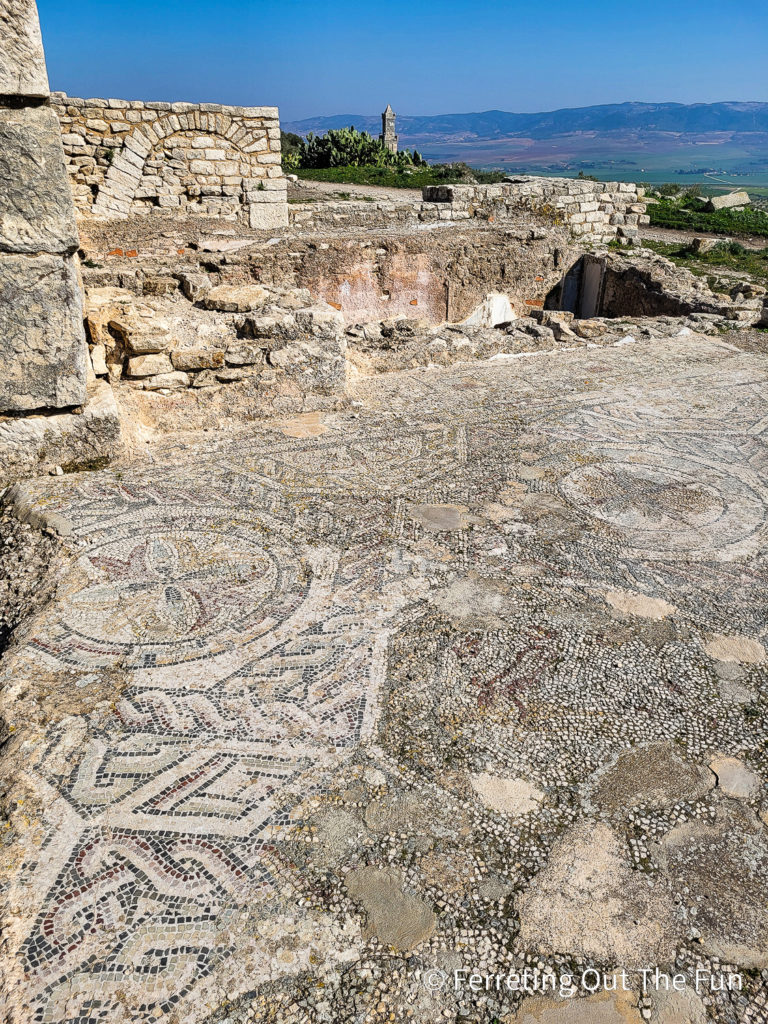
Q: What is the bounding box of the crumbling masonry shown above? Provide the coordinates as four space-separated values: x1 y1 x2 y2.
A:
52 93 288 228
4 6 768 1024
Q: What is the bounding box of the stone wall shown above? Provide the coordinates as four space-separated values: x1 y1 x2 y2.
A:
0 1 88 414
289 197 430 232
51 93 288 228
288 176 648 244
422 177 649 243
148 226 577 325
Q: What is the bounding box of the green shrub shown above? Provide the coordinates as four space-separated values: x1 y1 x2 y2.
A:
291 125 425 171
293 162 506 190
642 237 768 283
280 131 303 171
647 198 768 237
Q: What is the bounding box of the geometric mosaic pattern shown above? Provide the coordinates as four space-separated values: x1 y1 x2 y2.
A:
4 333 768 1022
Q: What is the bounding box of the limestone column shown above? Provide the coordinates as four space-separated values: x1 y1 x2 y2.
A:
0 0 88 413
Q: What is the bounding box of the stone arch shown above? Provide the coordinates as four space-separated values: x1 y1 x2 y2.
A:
92 111 268 218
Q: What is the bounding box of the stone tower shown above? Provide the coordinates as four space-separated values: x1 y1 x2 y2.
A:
380 103 398 154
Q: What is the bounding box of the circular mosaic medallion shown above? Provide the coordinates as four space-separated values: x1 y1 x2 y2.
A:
560 458 767 560
54 511 308 668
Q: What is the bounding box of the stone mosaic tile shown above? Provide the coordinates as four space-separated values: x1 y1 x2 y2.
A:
2 334 768 1022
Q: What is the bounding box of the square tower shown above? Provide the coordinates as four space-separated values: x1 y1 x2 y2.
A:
380 103 398 154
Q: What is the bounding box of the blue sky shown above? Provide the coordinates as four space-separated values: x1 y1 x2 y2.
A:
38 0 768 121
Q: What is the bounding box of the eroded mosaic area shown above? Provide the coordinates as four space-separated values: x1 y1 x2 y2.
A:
2 334 768 1024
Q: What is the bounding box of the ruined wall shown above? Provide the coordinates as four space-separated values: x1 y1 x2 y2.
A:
52 93 288 228
0 1 88 414
78 224 576 328
289 197 429 232
554 251 730 320
288 177 648 244
423 177 649 243
161 226 577 325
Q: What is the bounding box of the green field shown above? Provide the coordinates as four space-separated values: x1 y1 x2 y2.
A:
411 135 768 188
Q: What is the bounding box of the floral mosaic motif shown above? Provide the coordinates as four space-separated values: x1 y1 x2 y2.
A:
5 336 768 1023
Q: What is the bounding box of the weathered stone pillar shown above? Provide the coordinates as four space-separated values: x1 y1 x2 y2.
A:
0 0 88 413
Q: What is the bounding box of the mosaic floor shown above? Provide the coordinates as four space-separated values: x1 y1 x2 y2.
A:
2 333 768 1024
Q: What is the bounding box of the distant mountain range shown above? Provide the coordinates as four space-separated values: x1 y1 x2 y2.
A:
283 101 768 182
283 101 768 141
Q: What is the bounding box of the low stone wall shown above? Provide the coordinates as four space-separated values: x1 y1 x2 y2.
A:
422 177 649 243
289 198 426 232
52 93 288 228
288 176 647 243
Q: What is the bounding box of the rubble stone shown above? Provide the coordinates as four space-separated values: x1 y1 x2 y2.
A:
704 191 750 211
202 284 270 312
170 347 225 371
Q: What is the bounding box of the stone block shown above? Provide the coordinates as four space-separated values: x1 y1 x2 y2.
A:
141 371 190 390
124 132 152 157
203 284 270 313
294 305 345 340
705 191 750 211
0 104 79 254
0 381 121 482
241 106 278 118
142 276 178 296
225 344 264 366
0 0 49 97
126 352 174 377
170 347 224 371
242 137 268 154
89 344 108 376
0 252 88 412
249 201 288 230
177 272 211 302
245 188 284 204
119 327 170 355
